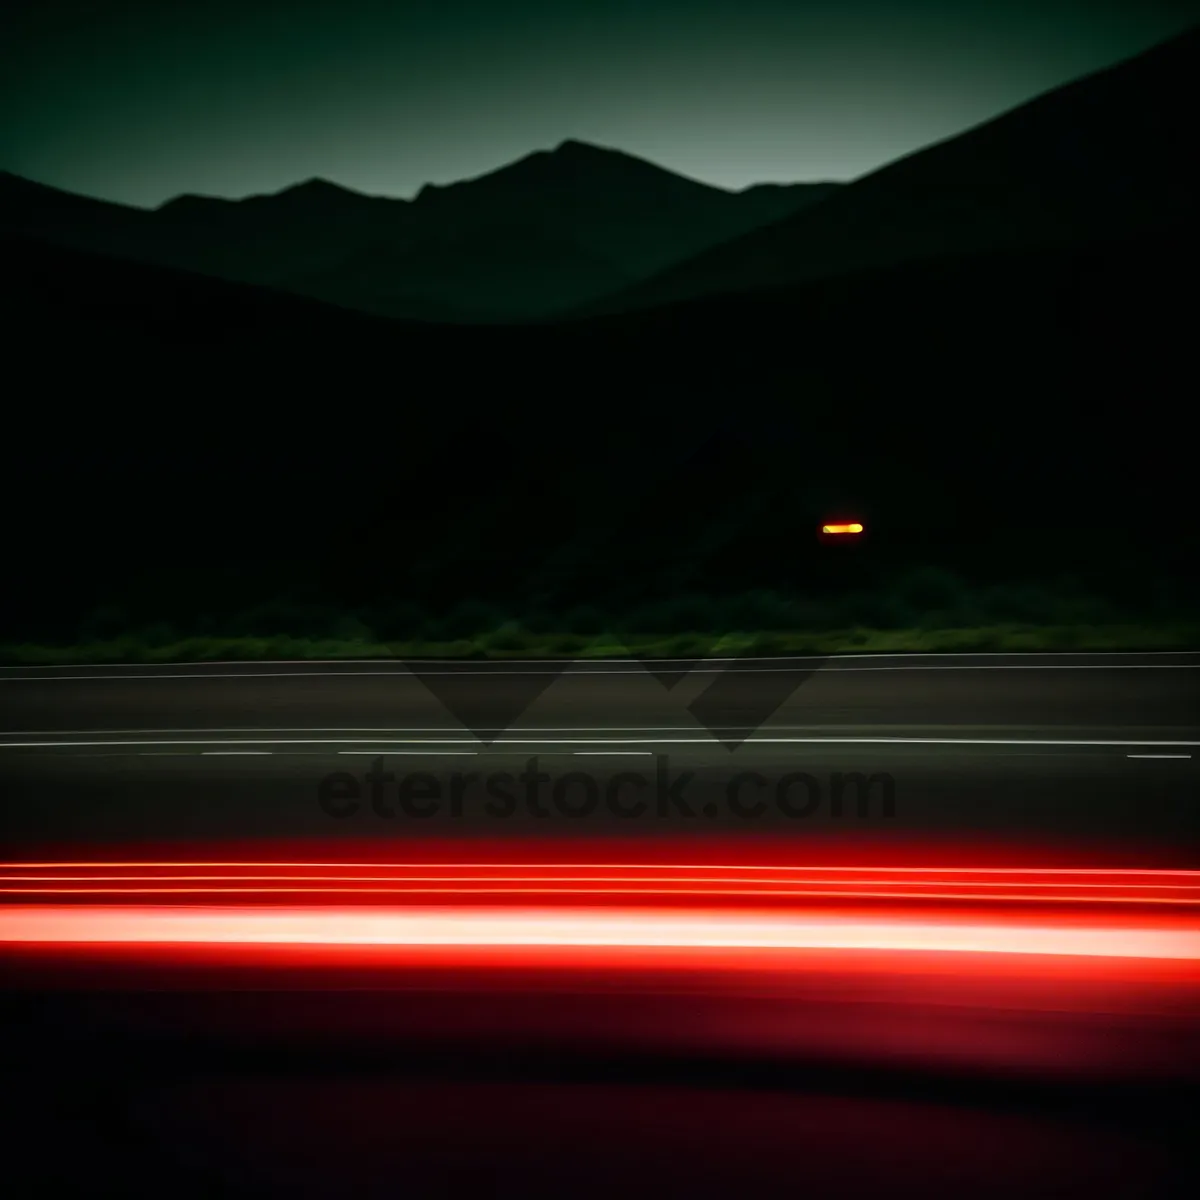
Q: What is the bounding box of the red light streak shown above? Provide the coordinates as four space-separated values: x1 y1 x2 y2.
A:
5 862 1197 874
10 875 1199 886
0 864 1197 905
3 886 1199 905
2 905 1198 962
3 863 1197 973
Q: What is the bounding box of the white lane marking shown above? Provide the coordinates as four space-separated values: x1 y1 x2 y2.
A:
3 650 1197 669
0 726 826 735
1 736 1198 750
1127 754 1192 759
337 750 479 756
5 724 1195 738
199 751 273 756
0 662 1195 681
572 751 654 756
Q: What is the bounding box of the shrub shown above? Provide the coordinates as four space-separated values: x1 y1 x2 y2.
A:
485 621 530 652
371 602 426 640
331 615 375 643
77 605 128 641
892 567 967 618
430 599 502 641
561 605 608 636
841 590 910 629
635 594 719 635
718 590 793 631
139 622 179 648
980 582 1057 623
546 632 591 654
660 632 717 657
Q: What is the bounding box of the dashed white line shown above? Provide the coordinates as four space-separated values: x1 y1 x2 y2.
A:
337 750 479 756
572 751 654 756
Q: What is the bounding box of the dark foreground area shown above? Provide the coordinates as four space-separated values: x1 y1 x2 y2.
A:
3 984 1197 1199
3 225 1198 649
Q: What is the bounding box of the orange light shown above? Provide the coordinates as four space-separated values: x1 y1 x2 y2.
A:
822 523 863 534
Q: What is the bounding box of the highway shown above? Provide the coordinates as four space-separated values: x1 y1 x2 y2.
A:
1 651 1196 853
2 651 1198 1197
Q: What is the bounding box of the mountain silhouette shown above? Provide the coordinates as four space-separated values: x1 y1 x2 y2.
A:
0 141 838 322
4 30 1198 640
408 139 839 279
280 221 636 323
576 24 1200 315
0 170 413 286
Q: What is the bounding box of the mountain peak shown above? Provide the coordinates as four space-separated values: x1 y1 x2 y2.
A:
155 176 371 214
275 177 367 202
157 192 231 211
551 138 604 155
501 140 626 172
546 138 660 168
284 176 355 194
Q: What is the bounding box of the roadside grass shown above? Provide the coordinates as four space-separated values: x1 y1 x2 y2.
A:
3 622 1197 664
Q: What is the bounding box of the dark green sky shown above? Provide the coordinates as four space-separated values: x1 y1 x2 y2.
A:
4 0 1198 206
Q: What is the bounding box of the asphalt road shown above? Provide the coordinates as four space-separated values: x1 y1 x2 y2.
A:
1 651 1197 854
3 652 1198 1198
3 650 1198 732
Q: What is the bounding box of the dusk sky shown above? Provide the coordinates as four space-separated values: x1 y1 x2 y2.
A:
5 0 1198 208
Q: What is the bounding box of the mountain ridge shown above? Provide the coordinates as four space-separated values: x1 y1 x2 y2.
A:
575 23 1200 315
1 140 839 320
6 24 1196 322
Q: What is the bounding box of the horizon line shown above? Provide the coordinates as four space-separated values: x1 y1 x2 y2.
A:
1 140 847 213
